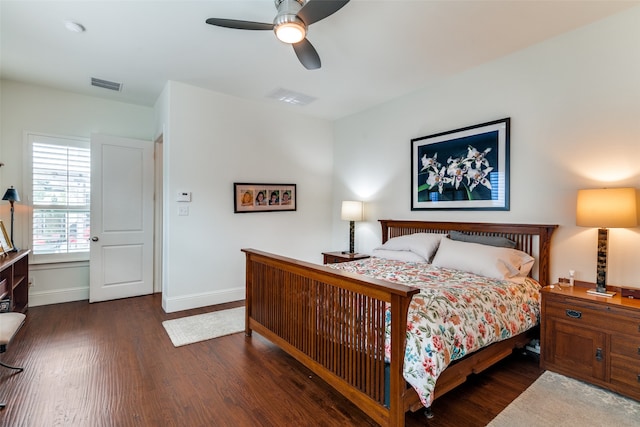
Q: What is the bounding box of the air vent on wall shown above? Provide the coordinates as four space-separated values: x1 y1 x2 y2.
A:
91 77 122 92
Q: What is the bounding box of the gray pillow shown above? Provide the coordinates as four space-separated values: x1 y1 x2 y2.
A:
448 230 517 249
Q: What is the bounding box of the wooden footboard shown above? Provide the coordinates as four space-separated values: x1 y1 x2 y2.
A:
242 249 419 427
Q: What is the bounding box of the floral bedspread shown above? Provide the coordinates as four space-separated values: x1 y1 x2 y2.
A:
327 257 541 407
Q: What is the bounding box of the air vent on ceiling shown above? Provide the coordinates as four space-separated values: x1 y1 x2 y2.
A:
267 88 316 106
91 77 122 92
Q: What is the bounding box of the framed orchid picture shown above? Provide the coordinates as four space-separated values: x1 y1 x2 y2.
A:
411 118 510 210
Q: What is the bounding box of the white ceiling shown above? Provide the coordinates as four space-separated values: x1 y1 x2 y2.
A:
1 0 637 120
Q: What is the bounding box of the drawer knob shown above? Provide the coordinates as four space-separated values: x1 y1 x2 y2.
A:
595 348 603 362
566 309 582 319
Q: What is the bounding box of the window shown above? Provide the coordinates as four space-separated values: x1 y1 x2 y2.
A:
27 133 90 262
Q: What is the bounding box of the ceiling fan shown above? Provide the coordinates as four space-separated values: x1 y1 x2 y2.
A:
206 0 350 70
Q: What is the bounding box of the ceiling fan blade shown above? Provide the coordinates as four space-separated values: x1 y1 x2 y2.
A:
292 39 321 70
205 18 273 31
297 0 350 26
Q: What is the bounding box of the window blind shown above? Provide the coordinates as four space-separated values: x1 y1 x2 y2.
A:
32 142 90 255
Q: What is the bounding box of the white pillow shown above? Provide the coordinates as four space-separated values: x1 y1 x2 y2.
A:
371 249 427 262
431 237 535 282
375 233 443 262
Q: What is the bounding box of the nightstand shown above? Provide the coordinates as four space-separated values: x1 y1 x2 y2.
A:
540 282 640 401
322 251 370 264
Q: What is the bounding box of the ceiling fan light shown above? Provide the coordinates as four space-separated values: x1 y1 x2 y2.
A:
275 21 306 44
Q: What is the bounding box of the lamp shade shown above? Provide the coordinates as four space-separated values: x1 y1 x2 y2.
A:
341 201 363 222
576 188 637 228
2 186 20 203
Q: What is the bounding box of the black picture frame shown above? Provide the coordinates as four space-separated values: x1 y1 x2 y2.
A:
411 118 510 211
234 183 297 213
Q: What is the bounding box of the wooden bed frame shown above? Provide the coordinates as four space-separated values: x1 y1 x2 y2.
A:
242 220 557 427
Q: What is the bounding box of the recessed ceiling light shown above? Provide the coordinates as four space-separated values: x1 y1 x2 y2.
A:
64 21 86 33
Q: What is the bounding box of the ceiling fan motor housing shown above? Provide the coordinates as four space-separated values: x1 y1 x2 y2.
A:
273 0 307 43
275 0 305 12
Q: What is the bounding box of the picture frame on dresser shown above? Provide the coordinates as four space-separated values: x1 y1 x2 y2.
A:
0 220 12 254
411 118 510 211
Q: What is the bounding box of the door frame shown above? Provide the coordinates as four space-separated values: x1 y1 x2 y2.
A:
153 134 163 293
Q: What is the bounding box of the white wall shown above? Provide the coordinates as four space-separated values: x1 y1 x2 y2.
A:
157 81 334 312
0 79 334 311
0 80 155 305
332 7 640 288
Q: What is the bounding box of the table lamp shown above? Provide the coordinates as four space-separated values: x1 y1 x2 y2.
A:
576 187 637 296
2 186 20 252
341 201 363 254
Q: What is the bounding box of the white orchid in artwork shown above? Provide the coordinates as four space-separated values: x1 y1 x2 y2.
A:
467 146 492 169
466 166 493 192
425 166 452 194
421 152 438 170
419 145 494 199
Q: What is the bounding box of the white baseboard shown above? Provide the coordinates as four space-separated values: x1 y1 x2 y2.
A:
29 287 89 307
28 286 245 313
162 287 245 313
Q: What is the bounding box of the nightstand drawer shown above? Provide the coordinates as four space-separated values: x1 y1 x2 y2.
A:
610 354 640 398
611 335 640 360
543 318 607 380
545 299 640 336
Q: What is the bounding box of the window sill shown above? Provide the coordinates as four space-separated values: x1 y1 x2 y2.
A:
30 254 89 266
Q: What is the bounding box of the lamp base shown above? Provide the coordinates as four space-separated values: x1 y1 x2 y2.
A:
586 288 616 298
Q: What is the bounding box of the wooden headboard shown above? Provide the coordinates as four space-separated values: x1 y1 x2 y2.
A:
379 220 558 287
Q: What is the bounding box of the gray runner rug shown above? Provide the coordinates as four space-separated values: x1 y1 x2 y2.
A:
487 370 640 426
162 306 245 347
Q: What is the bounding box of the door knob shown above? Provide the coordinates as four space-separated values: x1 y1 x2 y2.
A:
91 236 99 242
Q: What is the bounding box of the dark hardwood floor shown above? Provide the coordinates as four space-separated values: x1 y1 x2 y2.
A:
0 295 543 426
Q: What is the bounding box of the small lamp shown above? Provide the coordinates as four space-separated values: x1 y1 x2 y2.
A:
2 186 20 252
576 187 637 296
341 201 363 254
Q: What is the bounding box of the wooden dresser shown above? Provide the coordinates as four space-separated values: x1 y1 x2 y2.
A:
540 281 640 401
0 250 30 313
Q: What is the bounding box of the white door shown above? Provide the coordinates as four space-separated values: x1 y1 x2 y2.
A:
89 134 154 303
